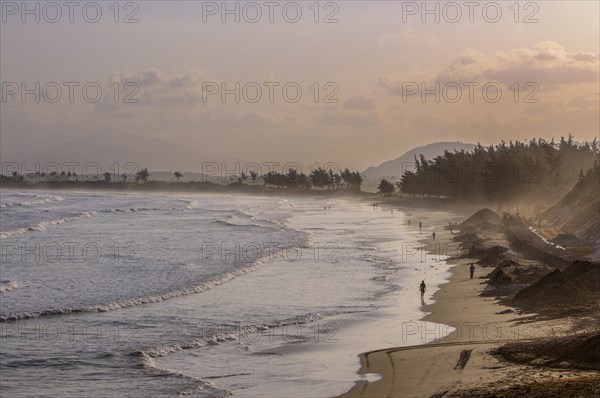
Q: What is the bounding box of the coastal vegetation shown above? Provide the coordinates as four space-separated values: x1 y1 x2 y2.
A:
397 135 599 205
1 166 364 192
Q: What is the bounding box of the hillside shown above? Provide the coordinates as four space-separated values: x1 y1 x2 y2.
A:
361 141 477 179
543 165 600 248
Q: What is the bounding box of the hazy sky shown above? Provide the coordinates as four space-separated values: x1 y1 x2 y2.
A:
1 1 599 171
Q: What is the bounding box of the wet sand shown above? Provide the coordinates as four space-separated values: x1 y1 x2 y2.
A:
334 205 598 398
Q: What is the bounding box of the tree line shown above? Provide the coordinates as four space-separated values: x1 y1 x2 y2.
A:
392 135 599 204
262 167 363 190
2 166 363 191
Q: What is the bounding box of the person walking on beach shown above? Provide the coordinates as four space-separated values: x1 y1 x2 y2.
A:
432 231 436 241
470 263 475 279
419 280 426 298
419 221 422 230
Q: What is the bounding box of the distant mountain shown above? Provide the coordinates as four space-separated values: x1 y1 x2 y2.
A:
362 141 478 179
3 131 245 174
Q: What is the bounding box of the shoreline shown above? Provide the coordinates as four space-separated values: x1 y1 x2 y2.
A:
332 203 487 397
0 184 497 209
4 188 595 396
240 200 472 397
334 202 599 398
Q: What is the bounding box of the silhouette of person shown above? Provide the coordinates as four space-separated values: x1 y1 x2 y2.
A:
419 221 422 230
419 280 426 298
391 209 394 215
470 263 475 279
432 231 436 241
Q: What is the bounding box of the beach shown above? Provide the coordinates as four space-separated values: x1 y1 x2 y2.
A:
0 190 475 397
1 189 597 397
3 1 599 395
336 201 600 398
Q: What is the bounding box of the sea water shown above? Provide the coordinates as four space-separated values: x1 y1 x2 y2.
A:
0 190 458 397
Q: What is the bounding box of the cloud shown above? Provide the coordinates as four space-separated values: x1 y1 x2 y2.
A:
109 68 203 89
408 113 447 134
106 68 205 109
377 28 437 47
342 95 376 110
200 108 273 130
314 111 380 127
378 42 599 96
565 93 600 111
436 41 599 87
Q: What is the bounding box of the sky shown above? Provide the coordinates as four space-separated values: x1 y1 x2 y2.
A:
1 0 599 172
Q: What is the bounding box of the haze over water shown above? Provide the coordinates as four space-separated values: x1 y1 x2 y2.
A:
0 190 458 397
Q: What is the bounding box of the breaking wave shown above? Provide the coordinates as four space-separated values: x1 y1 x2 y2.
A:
0 211 97 240
0 260 265 322
0 281 19 293
0 194 65 208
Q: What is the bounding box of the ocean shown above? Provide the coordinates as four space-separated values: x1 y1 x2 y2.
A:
0 190 458 397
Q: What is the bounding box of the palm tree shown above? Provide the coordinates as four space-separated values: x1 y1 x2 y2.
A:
174 171 183 182
249 170 258 182
378 178 395 195
135 168 150 183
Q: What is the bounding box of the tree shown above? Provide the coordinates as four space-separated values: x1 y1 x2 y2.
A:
103 172 112 182
121 173 128 183
378 178 395 195
309 168 330 189
397 136 599 204
174 171 183 181
340 168 363 190
249 170 258 182
135 168 150 183
286 168 300 188
263 171 284 188
240 171 248 183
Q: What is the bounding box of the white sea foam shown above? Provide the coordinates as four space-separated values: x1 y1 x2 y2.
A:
102 200 198 213
0 281 19 293
0 211 97 240
0 260 266 321
0 195 65 208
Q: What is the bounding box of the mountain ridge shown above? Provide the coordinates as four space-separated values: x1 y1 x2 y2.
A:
362 141 478 179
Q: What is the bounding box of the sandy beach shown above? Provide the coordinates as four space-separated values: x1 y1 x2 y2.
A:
336 202 600 398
